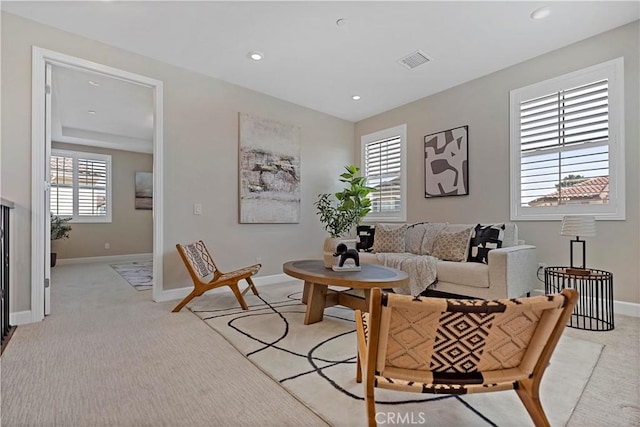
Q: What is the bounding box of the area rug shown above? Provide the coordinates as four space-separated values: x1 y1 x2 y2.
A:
110 260 153 291
188 281 603 427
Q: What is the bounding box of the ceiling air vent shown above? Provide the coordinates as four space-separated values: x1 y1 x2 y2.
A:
397 50 431 70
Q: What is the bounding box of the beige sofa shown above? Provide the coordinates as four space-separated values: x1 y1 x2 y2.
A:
359 222 536 300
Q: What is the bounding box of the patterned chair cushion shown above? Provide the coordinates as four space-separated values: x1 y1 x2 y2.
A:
182 240 216 278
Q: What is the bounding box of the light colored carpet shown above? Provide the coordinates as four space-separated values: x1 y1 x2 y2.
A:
0 263 327 427
110 260 153 290
189 282 603 427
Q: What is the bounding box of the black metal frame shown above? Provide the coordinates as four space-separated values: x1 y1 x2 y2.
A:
569 237 587 269
545 266 614 331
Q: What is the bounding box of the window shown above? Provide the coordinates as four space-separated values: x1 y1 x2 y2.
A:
510 58 625 220
361 124 407 222
50 149 112 222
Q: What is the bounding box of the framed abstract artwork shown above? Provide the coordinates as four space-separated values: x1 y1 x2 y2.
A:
424 125 469 198
239 113 301 223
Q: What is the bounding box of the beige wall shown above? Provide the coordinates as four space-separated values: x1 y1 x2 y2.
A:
355 21 640 304
1 12 354 312
51 142 153 259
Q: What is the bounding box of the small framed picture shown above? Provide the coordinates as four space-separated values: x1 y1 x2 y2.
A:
424 125 468 198
135 172 153 210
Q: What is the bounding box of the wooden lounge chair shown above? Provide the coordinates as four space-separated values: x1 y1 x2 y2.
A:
355 288 578 427
173 240 260 312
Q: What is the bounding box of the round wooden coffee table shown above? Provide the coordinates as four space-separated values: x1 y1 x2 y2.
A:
283 259 409 325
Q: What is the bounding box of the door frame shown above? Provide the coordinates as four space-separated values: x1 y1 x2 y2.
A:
31 47 164 322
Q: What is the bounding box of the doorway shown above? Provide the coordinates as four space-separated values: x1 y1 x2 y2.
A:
31 47 164 322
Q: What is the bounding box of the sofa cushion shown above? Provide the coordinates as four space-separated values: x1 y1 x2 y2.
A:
431 226 474 262
419 222 448 255
405 223 428 253
372 223 407 253
437 261 490 288
468 224 505 264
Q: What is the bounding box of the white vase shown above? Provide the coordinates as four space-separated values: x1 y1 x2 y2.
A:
323 237 358 268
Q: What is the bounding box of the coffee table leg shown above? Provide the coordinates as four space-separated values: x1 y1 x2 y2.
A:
302 281 310 304
304 282 328 325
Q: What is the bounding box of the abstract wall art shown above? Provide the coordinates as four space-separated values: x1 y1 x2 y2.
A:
239 113 301 223
135 171 153 210
424 125 469 198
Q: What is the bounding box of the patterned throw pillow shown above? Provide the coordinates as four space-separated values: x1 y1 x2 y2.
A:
468 224 505 264
405 223 428 254
372 223 408 253
419 222 448 255
431 226 474 262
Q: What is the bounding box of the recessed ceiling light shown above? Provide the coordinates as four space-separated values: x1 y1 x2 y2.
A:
88 80 100 87
352 95 361 101
249 51 264 61
88 110 96 115
530 6 551 20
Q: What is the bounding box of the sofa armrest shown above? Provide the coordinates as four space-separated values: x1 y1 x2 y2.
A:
487 245 537 299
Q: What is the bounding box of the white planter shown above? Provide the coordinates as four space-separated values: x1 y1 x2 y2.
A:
323 237 358 268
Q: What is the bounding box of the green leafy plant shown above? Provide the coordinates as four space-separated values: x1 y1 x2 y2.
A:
314 165 375 238
51 214 72 241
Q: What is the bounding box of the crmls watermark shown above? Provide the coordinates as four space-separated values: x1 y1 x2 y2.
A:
375 412 427 425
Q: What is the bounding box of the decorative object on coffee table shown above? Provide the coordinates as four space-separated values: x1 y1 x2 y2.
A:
560 215 596 274
424 125 468 197
333 243 360 268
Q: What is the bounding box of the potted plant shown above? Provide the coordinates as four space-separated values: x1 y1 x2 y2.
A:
50 214 72 267
315 164 375 267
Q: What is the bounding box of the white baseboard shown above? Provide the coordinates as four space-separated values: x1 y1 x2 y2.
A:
10 310 34 325
57 253 153 266
532 288 639 318
615 300 640 318
154 273 298 303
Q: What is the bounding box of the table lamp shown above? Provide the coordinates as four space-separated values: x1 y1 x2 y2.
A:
560 215 596 274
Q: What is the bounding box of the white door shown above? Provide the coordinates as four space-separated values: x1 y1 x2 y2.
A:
44 62 52 315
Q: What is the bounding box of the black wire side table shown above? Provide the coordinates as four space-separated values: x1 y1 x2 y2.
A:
544 267 614 331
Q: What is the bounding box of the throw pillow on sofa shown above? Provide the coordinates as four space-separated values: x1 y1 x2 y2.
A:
405 223 428 254
431 226 474 262
468 224 505 264
372 223 407 253
419 222 448 255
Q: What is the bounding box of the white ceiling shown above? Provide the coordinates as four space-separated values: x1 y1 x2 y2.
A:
3 1 639 150
51 65 154 153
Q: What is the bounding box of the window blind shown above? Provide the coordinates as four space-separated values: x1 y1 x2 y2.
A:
50 155 74 216
78 158 107 216
519 79 610 207
364 136 402 213
50 151 110 221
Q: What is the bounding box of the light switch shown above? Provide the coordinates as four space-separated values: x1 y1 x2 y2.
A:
193 203 202 215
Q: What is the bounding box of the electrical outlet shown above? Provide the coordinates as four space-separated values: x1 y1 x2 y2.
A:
104 242 110 249
256 256 262 264
193 203 202 215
